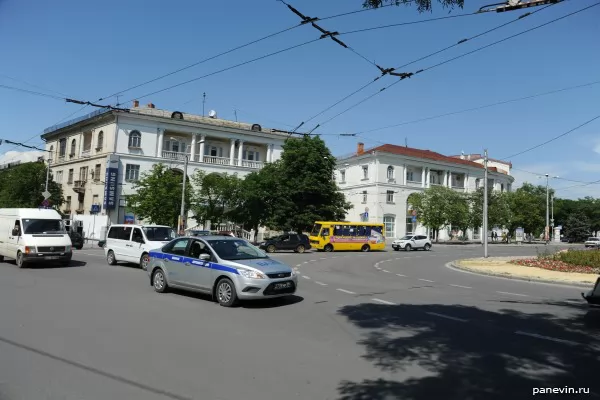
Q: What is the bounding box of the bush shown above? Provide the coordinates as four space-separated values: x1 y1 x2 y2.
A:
555 249 600 269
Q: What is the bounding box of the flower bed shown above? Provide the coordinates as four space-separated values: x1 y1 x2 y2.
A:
510 250 600 275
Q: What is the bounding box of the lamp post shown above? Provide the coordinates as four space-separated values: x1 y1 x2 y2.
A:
543 174 559 243
178 154 188 236
483 149 488 258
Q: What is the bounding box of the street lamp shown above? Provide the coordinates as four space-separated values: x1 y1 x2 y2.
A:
171 137 189 236
542 174 559 243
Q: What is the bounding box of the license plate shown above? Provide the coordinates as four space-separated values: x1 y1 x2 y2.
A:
274 282 292 290
45 256 60 260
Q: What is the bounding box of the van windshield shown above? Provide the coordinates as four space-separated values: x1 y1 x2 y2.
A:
143 227 176 241
22 219 65 234
310 224 321 236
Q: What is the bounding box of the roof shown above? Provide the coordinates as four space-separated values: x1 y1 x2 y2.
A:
449 153 512 167
357 144 486 169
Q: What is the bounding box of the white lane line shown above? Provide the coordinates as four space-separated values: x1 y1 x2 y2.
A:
418 278 435 283
396 273 406 277
81 253 104 257
564 300 585 305
295 264 302 267
426 312 468 323
372 298 396 305
515 331 580 346
320 257 327 260
496 291 529 297
302 276 311 280
382 270 391 273
315 281 328 286
449 284 472 289
395 258 402 260
336 288 356 295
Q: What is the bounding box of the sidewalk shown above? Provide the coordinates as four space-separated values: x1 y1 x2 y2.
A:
451 256 597 287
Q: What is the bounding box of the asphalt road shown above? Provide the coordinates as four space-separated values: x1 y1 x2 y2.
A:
0 243 598 400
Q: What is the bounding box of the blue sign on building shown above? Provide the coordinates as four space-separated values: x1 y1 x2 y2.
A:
103 167 118 210
90 204 101 214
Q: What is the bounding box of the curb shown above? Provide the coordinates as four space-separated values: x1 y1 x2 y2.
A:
447 261 594 288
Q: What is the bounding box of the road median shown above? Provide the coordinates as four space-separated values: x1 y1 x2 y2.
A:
450 256 597 287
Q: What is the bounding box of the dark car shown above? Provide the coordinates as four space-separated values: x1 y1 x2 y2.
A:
259 234 311 253
69 231 84 250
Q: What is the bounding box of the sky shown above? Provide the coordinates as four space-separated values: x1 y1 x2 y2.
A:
0 0 599 199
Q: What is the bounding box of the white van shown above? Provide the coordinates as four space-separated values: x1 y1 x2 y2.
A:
0 208 73 268
104 224 176 269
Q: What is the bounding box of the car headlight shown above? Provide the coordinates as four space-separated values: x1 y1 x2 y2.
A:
65 245 72 252
237 269 266 279
291 269 297 277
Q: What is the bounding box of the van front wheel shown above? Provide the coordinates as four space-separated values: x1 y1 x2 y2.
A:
107 250 117 265
16 251 26 268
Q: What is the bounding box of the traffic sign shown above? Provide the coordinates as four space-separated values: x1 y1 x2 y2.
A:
42 190 51 199
41 199 50 208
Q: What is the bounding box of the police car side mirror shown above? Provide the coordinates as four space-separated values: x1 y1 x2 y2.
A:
199 253 211 261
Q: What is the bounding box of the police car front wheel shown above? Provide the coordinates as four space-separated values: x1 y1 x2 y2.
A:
216 278 238 307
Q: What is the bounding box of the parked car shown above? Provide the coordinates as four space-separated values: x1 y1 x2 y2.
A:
584 237 600 248
69 230 84 250
147 236 298 307
259 234 311 253
104 224 176 270
392 235 432 251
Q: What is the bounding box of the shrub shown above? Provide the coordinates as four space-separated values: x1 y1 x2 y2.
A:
555 249 600 269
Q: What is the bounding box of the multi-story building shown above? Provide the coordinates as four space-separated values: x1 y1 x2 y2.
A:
41 102 289 239
336 143 514 241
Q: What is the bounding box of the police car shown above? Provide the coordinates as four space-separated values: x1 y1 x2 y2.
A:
147 236 298 307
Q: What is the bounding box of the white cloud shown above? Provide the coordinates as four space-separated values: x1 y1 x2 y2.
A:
0 150 44 166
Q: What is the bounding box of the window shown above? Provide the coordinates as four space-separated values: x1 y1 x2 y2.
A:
79 166 88 181
189 240 210 259
68 169 74 184
357 226 368 236
386 190 395 203
78 197 84 211
204 145 224 158
407 170 415 182
59 139 67 157
66 196 71 210
362 166 369 180
143 227 176 241
125 164 140 181
132 228 144 243
93 194 99 205
475 179 480 189
163 238 190 255
243 150 260 161
55 170 63 183
340 170 346 182
97 131 104 150
94 164 101 181
383 216 395 238
49 145 54 161
362 190 367 204
119 227 132 240
128 130 141 148
70 139 76 156
501 183 505 192
387 166 394 180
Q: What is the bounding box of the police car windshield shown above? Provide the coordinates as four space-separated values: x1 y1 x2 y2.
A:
144 227 176 241
208 239 268 260
23 219 66 234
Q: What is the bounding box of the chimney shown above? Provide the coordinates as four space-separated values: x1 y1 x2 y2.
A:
133 100 139 108
147 103 155 109
357 142 364 155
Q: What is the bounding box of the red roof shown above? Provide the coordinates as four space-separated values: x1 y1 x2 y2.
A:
360 144 485 169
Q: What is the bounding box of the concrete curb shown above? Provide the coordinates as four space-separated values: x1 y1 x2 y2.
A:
447 261 595 288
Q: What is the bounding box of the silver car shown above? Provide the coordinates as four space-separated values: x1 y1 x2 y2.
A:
147 236 298 307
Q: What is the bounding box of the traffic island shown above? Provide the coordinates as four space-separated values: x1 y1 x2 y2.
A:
451 256 598 287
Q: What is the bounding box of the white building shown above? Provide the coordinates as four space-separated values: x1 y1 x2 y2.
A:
41 102 289 239
336 143 514 241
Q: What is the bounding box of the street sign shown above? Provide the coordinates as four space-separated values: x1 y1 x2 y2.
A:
124 214 135 224
90 204 101 214
41 199 50 208
42 190 51 199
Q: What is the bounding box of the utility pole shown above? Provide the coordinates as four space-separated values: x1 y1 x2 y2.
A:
45 158 51 191
179 155 188 236
545 173 550 244
551 194 555 242
483 149 489 258
202 92 206 117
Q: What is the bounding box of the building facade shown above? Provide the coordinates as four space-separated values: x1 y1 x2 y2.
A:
41 103 290 239
336 143 514 241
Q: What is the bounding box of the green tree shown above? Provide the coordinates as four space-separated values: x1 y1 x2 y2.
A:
0 161 63 209
469 188 512 233
410 185 455 242
127 163 191 227
363 0 464 13
564 212 591 242
268 136 352 233
505 183 548 236
190 171 242 227
446 191 470 240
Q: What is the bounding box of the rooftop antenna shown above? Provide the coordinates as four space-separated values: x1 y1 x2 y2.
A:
234 109 238 123
202 92 206 117
405 137 408 147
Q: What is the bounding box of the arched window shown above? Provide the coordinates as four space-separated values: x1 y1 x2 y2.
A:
475 178 480 189
70 139 76 155
97 131 104 150
128 130 141 148
387 166 394 180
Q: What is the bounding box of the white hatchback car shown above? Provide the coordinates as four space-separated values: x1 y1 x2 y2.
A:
104 224 177 269
392 235 432 251
584 237 600 248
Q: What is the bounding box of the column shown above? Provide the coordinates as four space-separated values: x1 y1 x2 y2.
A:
199 135 206 163
465 173 469 192
447 171 451 188
403 164 407 186
425 168 431 188
229 139 236 166
421 167 426 188
237 140 244 166
190 134 197 161
157 129 164 156
443 171 448 187
266 144 272 163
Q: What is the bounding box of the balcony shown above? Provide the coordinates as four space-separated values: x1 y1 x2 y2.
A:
239 159 263 169
73 180 86 193
161 152 264 169
406 179 422 187
162 151 188 161
81 149 91 158
201 155 230 165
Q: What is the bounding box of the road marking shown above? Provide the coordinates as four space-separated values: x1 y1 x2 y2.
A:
496 291 528 297
449 284 472 289
514 331 580 346
295 264 302 267
382 270 391 273
372 298 396 305
336 288 356 295
81 253 104 257
396 273 406 277
418 278 435 283
302 275 311 280
320 257 327 260
564 300 584 305
426 312 468 322
315 281 328 286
